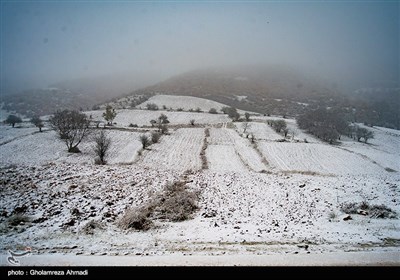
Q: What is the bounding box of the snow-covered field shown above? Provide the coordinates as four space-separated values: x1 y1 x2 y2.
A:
138 128 204 171
0 125 143 166
234 122 282 141
0 109 399 266
257 142 384 175
0 123 40 145
207 128 266 172
137 95 228 112
86 109 230 127
251 116 321 143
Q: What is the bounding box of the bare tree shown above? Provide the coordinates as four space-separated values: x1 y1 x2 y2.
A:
290 129 298 140
139 134 151 149
297 107 348 144
250 133 255 143
93 130 111 164
356 126 374 143
49 110 91 153
242 122 249 133
30 115 44 132
272 120 287 133
363 129 374 143
283 128 289 138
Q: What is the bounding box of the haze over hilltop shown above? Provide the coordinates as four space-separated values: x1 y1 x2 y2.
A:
1 1 398 128
1 1 398 93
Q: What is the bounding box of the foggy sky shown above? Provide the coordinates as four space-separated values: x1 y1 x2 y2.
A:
1 1 399 93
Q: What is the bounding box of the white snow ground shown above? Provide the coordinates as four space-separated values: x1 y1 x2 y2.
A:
0 114 399 266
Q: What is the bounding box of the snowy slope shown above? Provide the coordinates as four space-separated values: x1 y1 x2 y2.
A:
86 109 230 127
0 123 41 145
340 125 400 172
252 116 321 143
137 95 228 112
0 164 398 258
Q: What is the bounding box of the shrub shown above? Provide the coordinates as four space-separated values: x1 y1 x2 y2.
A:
151 132 161 143
146 103 159 110
190 119 195 126
385 167 396 172
152 181 198 222
177 108 184 112
8 214 30 226
117 181 199 230
328 211 337 221
209 108 217 114
340 202 359 214
117 207 152 231
341 201 396 219
222 107 240 121
369 204 397 219
128 123 138 128
81 220 104 235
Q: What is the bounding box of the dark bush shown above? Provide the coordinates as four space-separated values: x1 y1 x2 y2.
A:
118 207 152 231
151 132 161 143
341 201 396 219
209 108 218 114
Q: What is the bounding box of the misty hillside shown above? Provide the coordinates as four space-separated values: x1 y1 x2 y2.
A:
131 65 342 116
1 88 93 118
0 72 161 118
124 65 398 129
2 65 398 129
